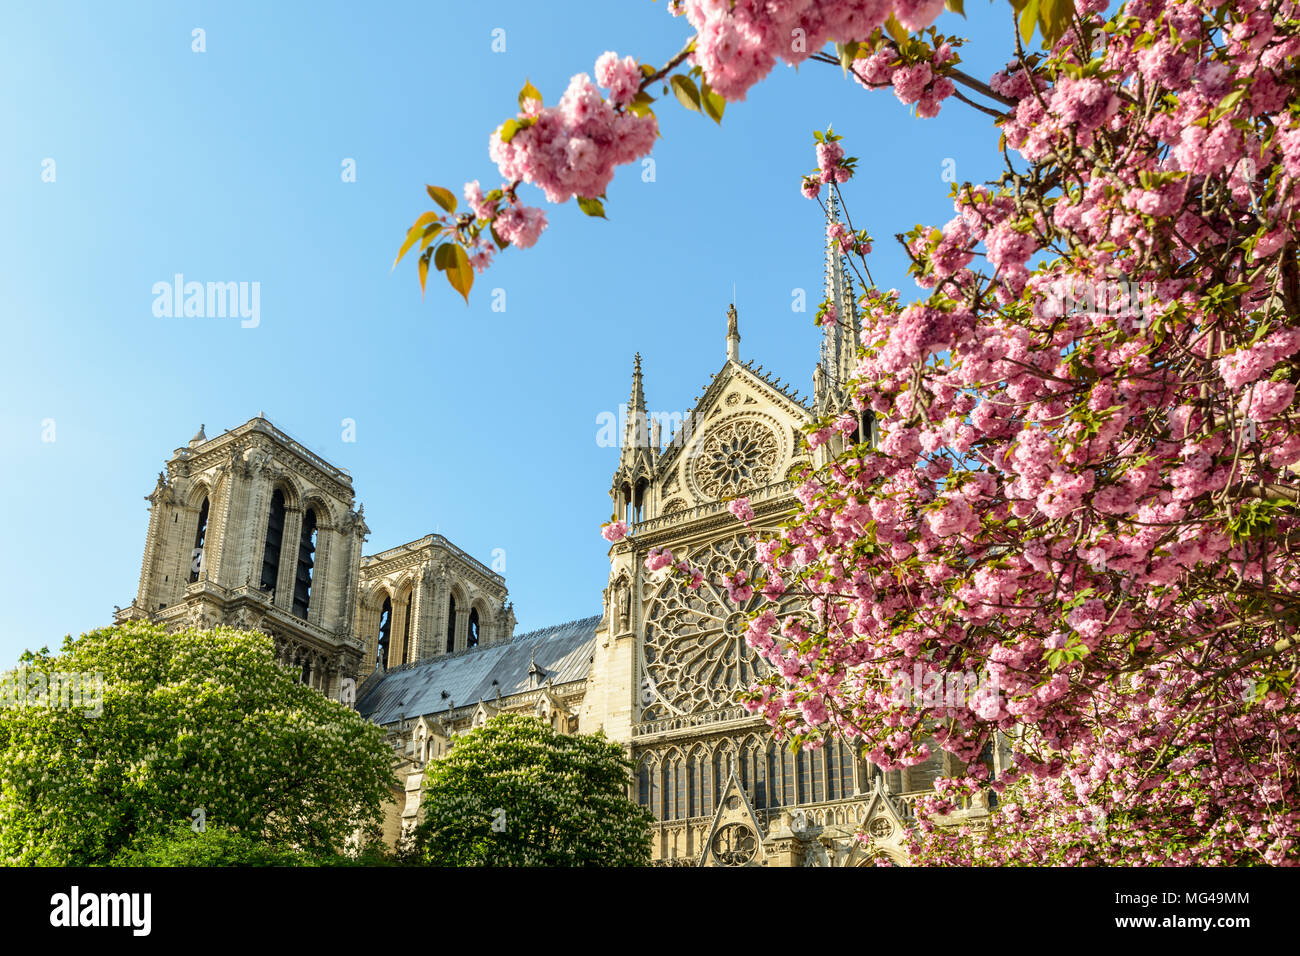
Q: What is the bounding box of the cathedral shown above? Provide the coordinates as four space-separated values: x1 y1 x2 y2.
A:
114 202 989 866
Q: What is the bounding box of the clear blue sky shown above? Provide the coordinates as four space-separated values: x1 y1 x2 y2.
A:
0 1 1029 662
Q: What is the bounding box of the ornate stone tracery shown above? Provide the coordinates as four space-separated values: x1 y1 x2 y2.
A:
640 534 774 718
688 417 780 501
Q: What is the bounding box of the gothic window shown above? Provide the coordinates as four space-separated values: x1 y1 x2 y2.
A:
621 481 634 525
446 594 457 653
674 754 686 820
260 489 286 595
702 749 712 816
797 749 811 804
641 536 785 717
841 741 857 797
688 418 780 501
402 598 412 664
377 596 393 670
468 608 480 649
828 741 843 801
810 747 825 803
638 760 652 811
291 508 317 619
188 496 209 584
633 477 648 523
767 745 785 807
747 741 768 809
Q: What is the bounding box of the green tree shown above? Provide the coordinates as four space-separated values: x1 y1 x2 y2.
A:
0 622 396 865
111 822 402 867
410 713 653 866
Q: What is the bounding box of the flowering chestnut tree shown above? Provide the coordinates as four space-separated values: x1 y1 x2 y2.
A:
418 0 1300 865
409 713 653 866
0 623 394 865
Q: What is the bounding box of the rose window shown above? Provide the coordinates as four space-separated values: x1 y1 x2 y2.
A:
692 419 780 500
711 823 758 866
642 535 794 717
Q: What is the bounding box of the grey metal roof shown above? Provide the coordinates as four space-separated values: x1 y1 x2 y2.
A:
356 614 601 726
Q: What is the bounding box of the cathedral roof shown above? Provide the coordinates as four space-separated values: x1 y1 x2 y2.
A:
356 614 600 726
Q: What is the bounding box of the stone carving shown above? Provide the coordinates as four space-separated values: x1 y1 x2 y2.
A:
641 535 793 716
711 823 758 866
690 418 779 500
616 580 631 631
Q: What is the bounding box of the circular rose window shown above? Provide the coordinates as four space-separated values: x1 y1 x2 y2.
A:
690 418 780 501
641 535 772 717
711 823 758 866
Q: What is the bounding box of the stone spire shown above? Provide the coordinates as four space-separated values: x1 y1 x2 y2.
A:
726 303 741 363
189 424 207 447
816 192 861 414
623 353 648 454
619 353 656 471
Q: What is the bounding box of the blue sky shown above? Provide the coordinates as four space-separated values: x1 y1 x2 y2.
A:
0 1 1028 662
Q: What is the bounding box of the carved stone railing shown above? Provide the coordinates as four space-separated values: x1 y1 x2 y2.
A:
633 704 755 738
630 479 798 536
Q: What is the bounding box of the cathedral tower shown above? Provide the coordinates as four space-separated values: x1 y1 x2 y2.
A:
117 415 370 696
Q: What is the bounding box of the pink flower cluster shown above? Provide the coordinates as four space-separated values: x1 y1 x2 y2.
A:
490 58 657 204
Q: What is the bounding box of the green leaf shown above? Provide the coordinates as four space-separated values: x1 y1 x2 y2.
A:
577 196 607 219
499 118 521 143
1019 0 1041 45
419 221 443 251
518 78 542 110
628 90 657 118
394 212 439 268
418 248 431 295
1038 0 1074 46
945 0 966 15
835 41 860 77
883 13 910 43
442 245 474 304
700 81 725 124
426 185 457 214
490 223 509 251
670 74 701 112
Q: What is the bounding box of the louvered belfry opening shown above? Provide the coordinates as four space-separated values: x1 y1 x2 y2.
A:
445 594 457 653
292 508 318 619
188 497 209 583
377 596 393 670
260 488 286 596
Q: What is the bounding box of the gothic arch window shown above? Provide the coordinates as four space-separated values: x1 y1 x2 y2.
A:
377 596 393 670
188 496 209 584
446 593 457 653
672 752 686 820
810 746 825 804
743 738 768 809
260 489 287 596
291 508 318 619
468 608 480 649
633 477 649 523
637 756 660 820
689 746 708 820
621 481 634 525
827 741 843 802
401 594 413 664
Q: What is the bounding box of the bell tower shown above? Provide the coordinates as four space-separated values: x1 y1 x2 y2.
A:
117 415 370 696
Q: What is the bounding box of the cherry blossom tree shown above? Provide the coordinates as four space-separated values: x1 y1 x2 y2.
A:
417 0 1300 865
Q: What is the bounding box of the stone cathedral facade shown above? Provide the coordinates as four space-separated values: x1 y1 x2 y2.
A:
115 204 987 866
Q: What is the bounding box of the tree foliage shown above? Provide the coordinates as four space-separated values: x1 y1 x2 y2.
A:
409 713 653 866
0 622 395 865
